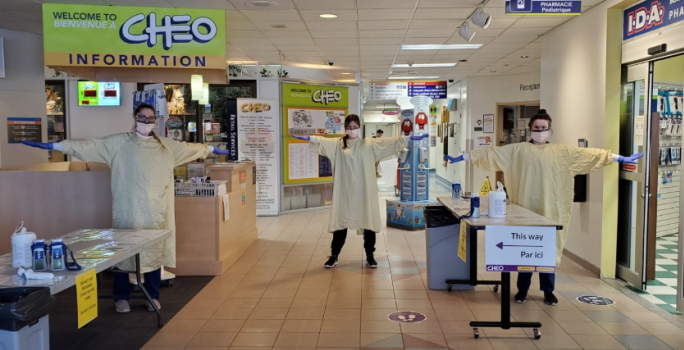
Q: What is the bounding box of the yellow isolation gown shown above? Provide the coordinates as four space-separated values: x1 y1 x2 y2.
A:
469 142 613 264
310 136 406 234
62 132 211 273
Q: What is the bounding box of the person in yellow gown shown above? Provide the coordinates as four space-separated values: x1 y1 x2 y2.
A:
23 103 229 313
294 115 426 268
446 109 642 305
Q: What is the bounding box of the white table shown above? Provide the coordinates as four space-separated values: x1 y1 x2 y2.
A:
0 229 171 327
436 196 562 339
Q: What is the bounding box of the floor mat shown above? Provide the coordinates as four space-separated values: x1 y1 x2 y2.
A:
49 271 212 350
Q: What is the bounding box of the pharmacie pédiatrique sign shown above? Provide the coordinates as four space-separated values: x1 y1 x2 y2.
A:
42 4 226 69
505 0 582 15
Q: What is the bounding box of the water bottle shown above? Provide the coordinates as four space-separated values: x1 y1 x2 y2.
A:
452 180 461 200
50 239 66 271
31 239 48 271
471 194 480 218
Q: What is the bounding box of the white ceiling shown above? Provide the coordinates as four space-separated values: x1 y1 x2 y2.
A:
0 0 606 82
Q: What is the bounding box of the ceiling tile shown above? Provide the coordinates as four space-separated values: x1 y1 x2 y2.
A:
225 11 249 21
227 21 257 30
226 30 266 40
445 36 495 45
485 18 519 29
468 52 507 60
229 38 274 45
101 0 168 5
419 0 482 7
269 37 315 45
234 44 279 51
358 0 418 8
413 8 472 19
311 30 358 38
430 55 470 62
274 44 320 51
360 44 400 52
229 0 296 9
315 38 358 45
359 20 410 30
299 10 357 21
0 0 42 12
241 10 302 21
360 38 403 45
359 30 405 38
293 0 356 9
317 45 359 52
406 28 456 38
409 19 460 29
253 21 308 30
305 20 357 31
165 0 236 9
402 37 450 45
262 30 311 38
359 9 415 20
512 17 572 28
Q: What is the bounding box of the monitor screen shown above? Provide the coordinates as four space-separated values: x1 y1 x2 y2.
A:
78 81 121 106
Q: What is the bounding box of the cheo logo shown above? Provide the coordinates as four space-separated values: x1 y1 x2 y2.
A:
627 0 665 36
120 13 218 50
486 265 504 271
312 90 342 105
241 103 271 113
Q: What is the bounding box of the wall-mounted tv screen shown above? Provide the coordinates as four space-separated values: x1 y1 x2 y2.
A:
78 81 121 106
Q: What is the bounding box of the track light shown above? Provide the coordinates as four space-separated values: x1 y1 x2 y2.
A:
458 22 476 42
471 7 491 29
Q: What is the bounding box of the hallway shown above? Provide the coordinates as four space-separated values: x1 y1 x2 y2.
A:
143 188 684 350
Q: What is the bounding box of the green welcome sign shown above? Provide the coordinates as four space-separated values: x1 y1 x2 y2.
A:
42 4 226 69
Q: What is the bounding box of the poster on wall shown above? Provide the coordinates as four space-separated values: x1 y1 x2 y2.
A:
483 114 494 133
477 136 492 146
286 107 346 136
7 118 42 144
237 98 279 216
282 82 348 184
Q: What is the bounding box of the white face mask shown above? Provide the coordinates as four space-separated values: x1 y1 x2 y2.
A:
531 130 550 144
136 122 156 135
346 129 359 139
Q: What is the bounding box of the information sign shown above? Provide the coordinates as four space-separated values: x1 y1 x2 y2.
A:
505 0 581 15
76 269 98 328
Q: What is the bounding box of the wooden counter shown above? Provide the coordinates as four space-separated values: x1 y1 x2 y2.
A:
170 161 258 276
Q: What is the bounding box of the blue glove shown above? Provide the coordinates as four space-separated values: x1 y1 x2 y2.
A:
213 148 230 155
409 134 429 141
445 155 464 163
22 141 53 150
293 135 310 141
618 152 644 164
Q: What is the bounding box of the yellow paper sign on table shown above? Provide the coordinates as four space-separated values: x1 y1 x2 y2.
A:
458 220 467 263
479 176 492 197
76 269 98 329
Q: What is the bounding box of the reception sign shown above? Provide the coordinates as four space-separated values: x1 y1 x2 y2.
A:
42 4 226 68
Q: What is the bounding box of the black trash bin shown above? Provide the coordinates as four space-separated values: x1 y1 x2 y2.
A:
424 206 473 291
0 287 55 350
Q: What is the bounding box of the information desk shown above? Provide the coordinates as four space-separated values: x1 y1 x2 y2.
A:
436 196 562 339
0 229 171 327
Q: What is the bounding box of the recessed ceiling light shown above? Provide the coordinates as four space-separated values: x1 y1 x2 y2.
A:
341 72 352 75
503 64 510 67
249 1 278 7
521 55 529 58
401 44 482 50
490 70 497 73
319 13 338 18
271 24 286 29
392 63 457 68
459 59 468 62
388 76 440 80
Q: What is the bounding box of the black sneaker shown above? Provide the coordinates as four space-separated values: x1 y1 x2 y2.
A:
544 292 558 306
366 256 378 268
324 255 338 268
514 290 528 303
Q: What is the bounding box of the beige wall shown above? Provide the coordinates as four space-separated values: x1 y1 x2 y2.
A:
435 80 468 187
0 29 48 168
465 72 541 192
540 0 624 274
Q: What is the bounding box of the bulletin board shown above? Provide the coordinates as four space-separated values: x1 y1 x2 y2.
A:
283 138 334 183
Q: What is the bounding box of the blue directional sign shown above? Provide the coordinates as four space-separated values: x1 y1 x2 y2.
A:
506 0 582 15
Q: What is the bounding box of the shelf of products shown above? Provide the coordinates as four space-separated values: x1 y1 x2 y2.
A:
46 81 67 162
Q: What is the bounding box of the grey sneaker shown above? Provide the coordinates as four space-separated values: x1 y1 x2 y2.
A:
115 300 130 313
146 299 161 312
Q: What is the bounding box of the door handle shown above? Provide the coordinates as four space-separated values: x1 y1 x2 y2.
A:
641 193 652 198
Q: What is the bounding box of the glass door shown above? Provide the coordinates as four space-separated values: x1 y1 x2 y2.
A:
617 62 652 290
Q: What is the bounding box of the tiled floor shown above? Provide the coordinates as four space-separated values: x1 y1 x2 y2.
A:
143 178 684 350
638 234 681 314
